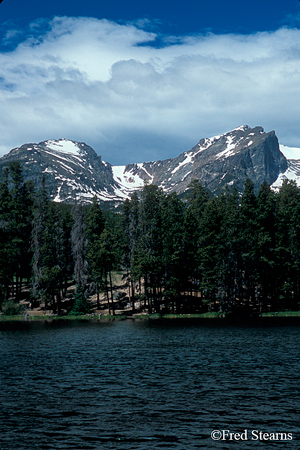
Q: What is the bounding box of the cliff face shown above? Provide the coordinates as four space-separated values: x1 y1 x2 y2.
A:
0 126 289 205
188 126 287 193
115 125 287 194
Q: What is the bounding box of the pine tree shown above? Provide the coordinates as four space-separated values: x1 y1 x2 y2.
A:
182 180 210 305
275 180 300 310
161 192 185 312
7 162 34 301
85 196 105 308
256 181 277 310
98 225 116 315
59 204 74 298
71 202 88 289
136 184 163 313
70 284 90 315
198 196 225 309
218 186 240 308
239 178 258 305
31 181 69 313
86 196 105 240
126 192 140 309
116 197 134 308
185 179 210 221
40 202 65 313
31 177 50 305
0 168 12 303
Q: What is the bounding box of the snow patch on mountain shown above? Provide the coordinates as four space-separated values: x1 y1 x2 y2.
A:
270 145 300 191
215 136 237 160
0 126 294 205
45 139 82 156
138 163 155 182
271 160 300 190
171 153 193 174
279 144 300 160
112 165 145 190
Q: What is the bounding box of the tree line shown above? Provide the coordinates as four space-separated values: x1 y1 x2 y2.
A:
1 161 300 316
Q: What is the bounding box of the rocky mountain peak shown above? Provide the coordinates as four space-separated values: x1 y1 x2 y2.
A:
0 125 294 206
114 125 287 195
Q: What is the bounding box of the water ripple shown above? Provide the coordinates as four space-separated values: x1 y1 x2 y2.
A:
0 320 300 449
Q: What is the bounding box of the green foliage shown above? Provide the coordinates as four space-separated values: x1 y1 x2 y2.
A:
85 196 106 284
71 202 88 288
0 162 34 302
2 162 300 317
31 183 71 314
2 300 25 316
69 284 91 315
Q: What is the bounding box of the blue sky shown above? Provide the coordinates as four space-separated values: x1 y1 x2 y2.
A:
0 0 300 164
1 0 299 36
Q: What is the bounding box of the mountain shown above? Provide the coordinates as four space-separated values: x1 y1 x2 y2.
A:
114 125 287 195
0 139 126 206
0 125 295 205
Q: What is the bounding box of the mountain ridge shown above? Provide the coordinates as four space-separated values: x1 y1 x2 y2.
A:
0 125 297 205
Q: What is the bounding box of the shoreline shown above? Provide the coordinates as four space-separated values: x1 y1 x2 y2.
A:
2 311 300 322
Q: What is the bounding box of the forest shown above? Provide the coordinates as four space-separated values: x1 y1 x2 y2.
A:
1 160 300 317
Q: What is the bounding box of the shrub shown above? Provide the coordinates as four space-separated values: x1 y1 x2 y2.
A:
69 284 91 315
2 300 25 316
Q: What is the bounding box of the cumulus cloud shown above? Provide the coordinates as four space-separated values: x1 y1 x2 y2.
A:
0 17 300 164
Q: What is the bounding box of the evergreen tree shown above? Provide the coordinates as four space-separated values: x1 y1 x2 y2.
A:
59 204 74 298
161 192 185 312
256 181 277 310
218 186 240 308
239 178 258 304
0 168 12 303
198 196 225 308
39 202 65 313
5 162 34 301
85 196 105 308
0 163 38 308
71 202 88 289
185 179 210 221
135 184 163 313
70 284 90 315
116 197 135 309
126 192 141 309
275 180 300 310
98 225 116 314
31 177 50 305
86 196 105 240
183 180 210 303
31 181 69 313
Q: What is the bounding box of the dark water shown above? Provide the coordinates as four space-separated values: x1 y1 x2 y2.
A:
0 319 300 449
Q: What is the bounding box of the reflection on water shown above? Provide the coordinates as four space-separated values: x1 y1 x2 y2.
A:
0 319 299 449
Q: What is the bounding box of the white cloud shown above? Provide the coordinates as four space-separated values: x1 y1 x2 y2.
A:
0 17 300 164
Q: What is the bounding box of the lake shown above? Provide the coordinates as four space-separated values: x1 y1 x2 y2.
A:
0 319 299 449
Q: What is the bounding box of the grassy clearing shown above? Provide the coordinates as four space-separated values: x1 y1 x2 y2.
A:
134 312 226 320
0 313 128 321
260 311 300 317
0 315 25 321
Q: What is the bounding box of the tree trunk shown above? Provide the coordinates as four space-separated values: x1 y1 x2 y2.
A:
56 291 62 315
105 275 110 314
131 280 135 313
109 271 114 315
96 283 100 309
